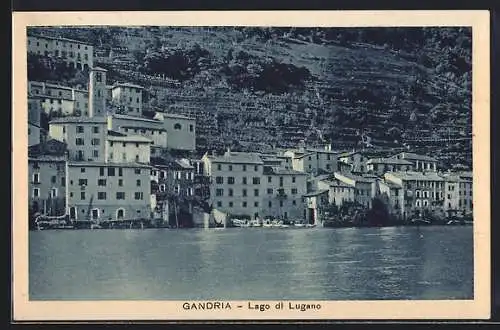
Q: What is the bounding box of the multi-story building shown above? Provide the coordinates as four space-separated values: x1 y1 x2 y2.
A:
389 152 438 172
155 112 196 151
284 146 340 175
378 179 404 215
48 116 108 162
28 81 91 117
66 162 151 221
366 157 414 176
384 171 445 219
88 67 108 117
442 172 473 216
303 189 329 225
317 179 356 207
333 172 377 208
261 167 307 220
202 152 264 219
106 130 152 164
28 139 68 216
111 83 144 117
150 158 196 226
27 34 94 70
107 113 167 157
338 151 370 173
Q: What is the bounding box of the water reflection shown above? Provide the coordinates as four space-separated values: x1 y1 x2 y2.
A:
29 226 473 300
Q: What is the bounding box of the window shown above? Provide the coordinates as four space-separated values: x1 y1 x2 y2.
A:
242 201 247 208
227 177 235 184
134 168 141 174
292 176 296 183
217 164 222 171
279 177 283 187
116 192 126 200
292 200 296 206
228 165 233 171
217 201 222 207
98 179 106 186
254 189 259 197
61 177 65 187
118 179 123 186
99 167 105 176
135 155 140 162
76 138 84 145
136 143 139 148
93 150 99 158
78 179 87 186
252 177 260 185
134 192 143 200
242 189 247 197
254 165 259 171
108 167 115 176
118 168 123 177
95 72 102 82
174 123 182 130
242 177 247 185
267 188 273 194
216 189 224 196
228 188 233 197
254 202 259 207
33 188 40 197
280 201 283 207
76 126 84 133
91 138 100 145
215 176 223 184
136 179 141 187
50 175 56 184
80 192 86 200
229 201 233 207
242 165 247 171
97 192 106 200
291 188 298 195
189 124 194 132
268 201 272 208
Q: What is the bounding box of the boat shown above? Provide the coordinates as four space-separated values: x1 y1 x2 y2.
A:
305 224 316 228
293 223 306 228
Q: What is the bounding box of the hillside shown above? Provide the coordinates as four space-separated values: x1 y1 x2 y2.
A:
28 27 473 169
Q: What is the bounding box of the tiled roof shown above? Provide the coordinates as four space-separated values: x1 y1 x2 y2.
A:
208 153 264 165
112 82 144 89
367 157 413 165
303 189 329 197
107 133 153 143
263 166 307 175
68 161 151 168
386 171 444 181
28 155 66 162
28 34 93 46
393 152 437 162
49 116 107 124
334 172 376 183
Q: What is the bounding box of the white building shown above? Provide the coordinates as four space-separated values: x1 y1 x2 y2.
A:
366 157 414 176
317 179 356 207
111 83 144 117
284 146 340 175
442 172 473 216
107 113 167 157
106 131 152 164
27 34 94 70
333 172 378 208
155 112 196 151
67 162 151 221
202 152 264 219
384 171 445 219
48 116 108 162
389 152 438 172
28 81 89 116
261 166 308 220
303 189 329 226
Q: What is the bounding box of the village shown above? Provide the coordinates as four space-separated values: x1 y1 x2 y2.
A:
27 32 473 230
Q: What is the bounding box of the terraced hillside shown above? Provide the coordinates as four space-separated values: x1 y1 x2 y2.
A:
28 27 472 169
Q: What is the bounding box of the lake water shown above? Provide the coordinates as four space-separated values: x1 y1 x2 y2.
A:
29 226 473 300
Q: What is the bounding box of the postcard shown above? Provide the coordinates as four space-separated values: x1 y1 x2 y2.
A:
12 10 490 321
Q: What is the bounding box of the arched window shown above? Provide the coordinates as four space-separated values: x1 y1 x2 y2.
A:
116 208 125 220
174 123 182 130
